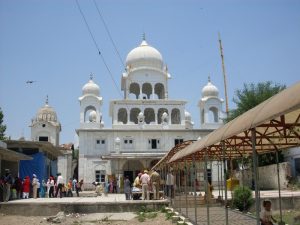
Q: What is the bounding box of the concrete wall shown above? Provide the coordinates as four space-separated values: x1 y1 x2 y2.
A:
235 162 291 190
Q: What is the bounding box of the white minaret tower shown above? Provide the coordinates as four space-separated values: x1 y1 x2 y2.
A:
31 96 61 146
198 76 225 129
79 74 103 129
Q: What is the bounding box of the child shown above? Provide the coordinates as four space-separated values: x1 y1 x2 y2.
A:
260 200 277 225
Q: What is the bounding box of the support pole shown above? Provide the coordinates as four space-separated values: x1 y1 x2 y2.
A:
221 158 224 200
193 156 198 224
185 160 188 217
276 150 285 225
251 128 260 225
222 141 228 225
178 164 181 213
217 161 221 199
204 149 210 225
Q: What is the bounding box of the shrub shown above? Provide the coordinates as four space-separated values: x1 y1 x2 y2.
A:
232 186 254 212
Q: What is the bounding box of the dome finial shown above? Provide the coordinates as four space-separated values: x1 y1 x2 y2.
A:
142 32 146 41
45 95 49 105
90 73 94 80
208 75 211 82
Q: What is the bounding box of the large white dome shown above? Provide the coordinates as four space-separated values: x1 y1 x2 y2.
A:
126 40 163 70
202 78 219 97
82 79 100 96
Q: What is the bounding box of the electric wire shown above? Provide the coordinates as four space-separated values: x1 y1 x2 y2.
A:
93 0 125 69
75 0 123 99
75 0 171 150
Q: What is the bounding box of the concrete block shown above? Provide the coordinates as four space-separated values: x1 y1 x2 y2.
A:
171 215 180 223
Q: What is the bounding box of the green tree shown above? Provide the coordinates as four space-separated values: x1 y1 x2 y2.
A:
226 81 286 122
0 107 7 140
227 81 286 167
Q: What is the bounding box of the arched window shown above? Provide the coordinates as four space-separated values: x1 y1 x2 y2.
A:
157 108 168 124
208 107 218 123
144 108 155 124
154 83 165 99
129 83 140 99
171 108 181 124
130 108 141 124
84 106 97 122
142 83 152 99
118 108 128 124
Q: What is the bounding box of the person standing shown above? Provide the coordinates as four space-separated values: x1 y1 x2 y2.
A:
14 176 22 199
124 176 131 200
133 173 142 189
140 170 150 200
55 173 64 198
150 169 160 200
22 176 30 199
3 169 12 202
166 170 175 198
67 178 73 197
32 174 38 199
72 178 77 191
49 176 55 198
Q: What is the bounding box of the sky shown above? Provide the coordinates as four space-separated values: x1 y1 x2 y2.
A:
0 0 300 145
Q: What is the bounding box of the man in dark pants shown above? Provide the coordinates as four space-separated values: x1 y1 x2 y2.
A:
55 173 63 198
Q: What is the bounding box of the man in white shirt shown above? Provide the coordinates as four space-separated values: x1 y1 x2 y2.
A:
55 173 64 198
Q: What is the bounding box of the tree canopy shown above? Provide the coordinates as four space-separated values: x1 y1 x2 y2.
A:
227 81 286 167
0 107 7 140
226 81 286 122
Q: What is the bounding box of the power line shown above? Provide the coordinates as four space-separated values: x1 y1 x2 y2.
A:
93 0 125 69
75 0 122 98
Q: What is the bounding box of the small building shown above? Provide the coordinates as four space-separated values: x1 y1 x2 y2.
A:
0 140 32 176
4 139 62 182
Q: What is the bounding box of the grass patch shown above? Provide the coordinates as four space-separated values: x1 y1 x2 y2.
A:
136 206 158 222
273 210 300 225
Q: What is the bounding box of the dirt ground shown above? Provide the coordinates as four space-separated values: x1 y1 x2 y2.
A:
0 212 173 225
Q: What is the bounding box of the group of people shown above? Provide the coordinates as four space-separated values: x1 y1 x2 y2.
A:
125 169 161 200
0 169 84 202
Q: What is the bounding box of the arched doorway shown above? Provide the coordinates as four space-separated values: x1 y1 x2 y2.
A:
122 160 144 182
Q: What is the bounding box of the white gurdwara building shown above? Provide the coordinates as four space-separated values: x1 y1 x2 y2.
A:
77 38 225 184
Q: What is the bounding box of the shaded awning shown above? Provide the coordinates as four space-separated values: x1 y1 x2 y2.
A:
169 81 300 163
4 140 63 158
0 147 32 161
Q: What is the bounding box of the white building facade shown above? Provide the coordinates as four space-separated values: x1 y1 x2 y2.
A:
77 38 225 185
31 97 72 183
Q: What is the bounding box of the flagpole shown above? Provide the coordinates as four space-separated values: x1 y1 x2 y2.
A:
218 33 229 116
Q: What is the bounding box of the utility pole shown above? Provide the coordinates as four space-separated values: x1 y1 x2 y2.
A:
218 33 229 116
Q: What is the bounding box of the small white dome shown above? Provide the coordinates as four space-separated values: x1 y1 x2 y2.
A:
184 110 192 121
202 78 219 97
37 104 58 122
126 40 163 70
89 110 97 122
82 79 100 96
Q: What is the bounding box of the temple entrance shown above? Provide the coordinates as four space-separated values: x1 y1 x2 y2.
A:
122 160 143 183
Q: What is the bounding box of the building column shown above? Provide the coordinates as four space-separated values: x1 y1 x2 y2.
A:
139 83 142 99
152 84 155 99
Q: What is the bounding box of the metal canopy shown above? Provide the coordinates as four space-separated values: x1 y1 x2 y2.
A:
151 140 195 169
169 81 300 163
